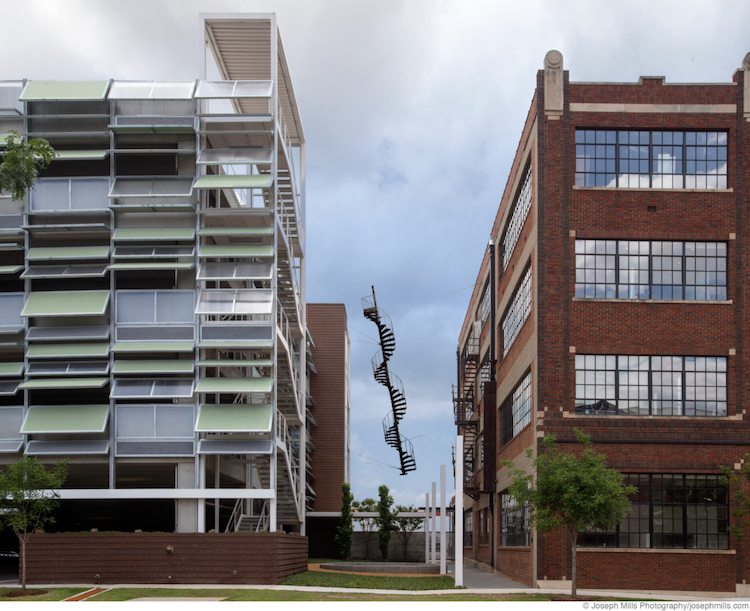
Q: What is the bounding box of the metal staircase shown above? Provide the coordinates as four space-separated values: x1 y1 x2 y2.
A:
453 324 480 498
362 287 416 475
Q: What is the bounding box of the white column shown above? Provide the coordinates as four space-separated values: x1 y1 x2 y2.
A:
424 492 430 563
197 454 206 533
455 435 464 587
431 481 437 564
270 498 277 532
440 464 447 575
214 455 220 531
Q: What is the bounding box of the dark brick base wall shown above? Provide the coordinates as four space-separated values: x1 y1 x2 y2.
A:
26 532 308 585
496 547 534 586
578 549 736 592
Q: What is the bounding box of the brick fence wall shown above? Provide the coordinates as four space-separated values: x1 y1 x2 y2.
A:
25 532 308 585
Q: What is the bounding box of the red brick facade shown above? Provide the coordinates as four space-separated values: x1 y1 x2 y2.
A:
457 53 750 592
25 532 307 585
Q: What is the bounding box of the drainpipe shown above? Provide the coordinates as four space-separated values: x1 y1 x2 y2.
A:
488 238 496 569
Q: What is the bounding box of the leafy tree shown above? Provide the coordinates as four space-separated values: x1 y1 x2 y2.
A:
334 482 354 560
720 456 750 537
503 429 635 596
352 497 377 560
0 131 56 201
393 504 423 561
376 485 394 561
0 456 67 590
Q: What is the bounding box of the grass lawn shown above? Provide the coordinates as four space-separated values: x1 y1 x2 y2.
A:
283 570 456 590
0 588 87 601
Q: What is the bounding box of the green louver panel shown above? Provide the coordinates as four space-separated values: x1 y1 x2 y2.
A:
198 359 273 368
194 175 272 189
21 291 110 317
21 404 109 434
20 81 109 101
112 342 194 353
196 378 272 394
112 228 195 241
198 245 273 258
0 363 23 376
27 247 110 261
27 344 110 359
0 266 23 275
113 360 195 374
197 227 273 237
53 150 108 160
107 263 194 271
20 378 109 390
195 404 272 433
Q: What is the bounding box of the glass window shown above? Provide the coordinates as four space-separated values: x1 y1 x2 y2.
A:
580 473 728 550
575 240 727 301
116 291 195 324
575 354 727 417
502 165 533 271
499 371 532 447
501 491 530 547
501 266 532 357
576 130 727 189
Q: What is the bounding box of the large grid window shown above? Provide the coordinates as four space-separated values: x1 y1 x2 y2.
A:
575 130 728 189
579 474 728 550
501 266 532 357
575 354 727 417
502 165 532 271
464 512 473 547
480 282 491 325
500 492 531 547
575 240 727 301
500 371 532 447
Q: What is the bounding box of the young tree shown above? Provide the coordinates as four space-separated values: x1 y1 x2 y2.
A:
503 429 635 596
376 485 394 561
0 131 56 201
0 456 67 590
352 497 377 560
393 504 423 561
334 482 354 560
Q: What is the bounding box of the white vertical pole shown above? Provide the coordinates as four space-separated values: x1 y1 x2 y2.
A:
214 455 220 531
455 436 464 587
431 481 437 564
198 454 206 533
440 464 447 575
424 492 430 563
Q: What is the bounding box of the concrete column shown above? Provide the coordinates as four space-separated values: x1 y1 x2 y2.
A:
177 461 198 533
431 481 437 564
544 50 564 118
455 435 464 587
424 492 430 562
214 455 220 531
440 465 447 575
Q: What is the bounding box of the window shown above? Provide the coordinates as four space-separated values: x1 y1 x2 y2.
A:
575 240 728 301
464 512 473 547
580 474 728 550
501 492 530 547
478 358 491 400
575 130 728 189
502 165 532 271
501 266 532 357
479 508 490 545
575 354 727 417
500 371 532 447
480 282 491 325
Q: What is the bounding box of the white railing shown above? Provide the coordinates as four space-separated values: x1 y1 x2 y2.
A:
225 498 243 533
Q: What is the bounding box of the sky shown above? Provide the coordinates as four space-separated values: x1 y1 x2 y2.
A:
1 0 748 508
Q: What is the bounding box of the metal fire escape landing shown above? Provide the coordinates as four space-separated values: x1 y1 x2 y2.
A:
362 287 416 476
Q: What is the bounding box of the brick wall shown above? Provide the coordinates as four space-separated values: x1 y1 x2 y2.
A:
25 532 307 585
496 547 534 586
307 304 348 512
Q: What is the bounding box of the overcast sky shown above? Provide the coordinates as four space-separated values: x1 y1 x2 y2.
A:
1 0 748 508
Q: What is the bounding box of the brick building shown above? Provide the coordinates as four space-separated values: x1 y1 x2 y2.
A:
305 303 351 557
454 50 750 593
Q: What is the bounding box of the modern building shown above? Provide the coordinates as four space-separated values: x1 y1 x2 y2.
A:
454 50 750 593
0 14 308 536
305 303 352 557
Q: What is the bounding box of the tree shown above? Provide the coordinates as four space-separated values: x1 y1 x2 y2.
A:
352 497 377 560
376 485 394 561
0 456 67 590
393 504 422 561
720 456 750 537
503 429 635 596
0 131 56 201
334 482 354 560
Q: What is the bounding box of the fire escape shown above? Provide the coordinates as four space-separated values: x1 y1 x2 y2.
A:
362 287 417 475
453 323 481 499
